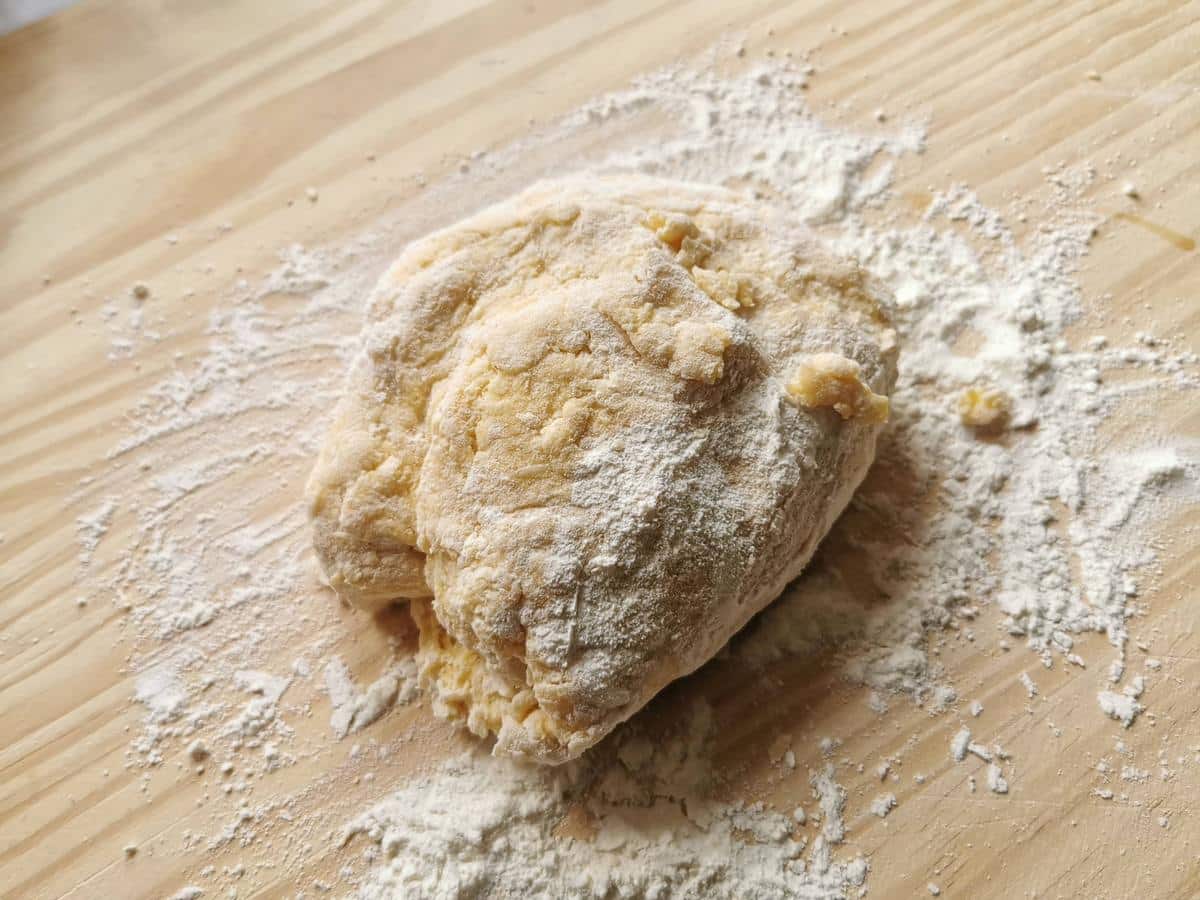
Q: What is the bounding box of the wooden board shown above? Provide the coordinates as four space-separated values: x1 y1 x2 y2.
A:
2 1 1198 898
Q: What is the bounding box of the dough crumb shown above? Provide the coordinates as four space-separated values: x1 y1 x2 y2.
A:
957 386 1011 431
691 266 755 310
651 212 700 251
788 353 889 422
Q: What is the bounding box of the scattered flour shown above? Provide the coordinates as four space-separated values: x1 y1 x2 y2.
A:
348 706 866 899
76 497 118 567
967 742 993 764
810 765 848 845
325 656 418 739
227 670 290 743
1098 689 1144 728
870 793 897 818
950 727 972 763
1020 672 1039 699
134 664 188 724
986 763 1010 795
950 725 997 770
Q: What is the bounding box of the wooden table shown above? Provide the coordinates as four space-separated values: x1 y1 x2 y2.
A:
2 1 1197 897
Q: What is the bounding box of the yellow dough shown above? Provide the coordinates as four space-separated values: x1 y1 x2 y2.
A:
306 176 898 763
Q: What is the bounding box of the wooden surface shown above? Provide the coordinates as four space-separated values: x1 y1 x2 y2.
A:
2 1 1198 898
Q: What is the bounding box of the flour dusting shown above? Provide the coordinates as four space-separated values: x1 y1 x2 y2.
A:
349 704 865 900
326 656 419 739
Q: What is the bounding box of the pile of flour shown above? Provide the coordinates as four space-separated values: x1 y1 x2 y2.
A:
72 42 1195 900
347 702 864 900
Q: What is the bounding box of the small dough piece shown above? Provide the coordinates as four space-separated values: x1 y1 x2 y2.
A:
306 176 898 764
957 386 1011 431
787 352 890 423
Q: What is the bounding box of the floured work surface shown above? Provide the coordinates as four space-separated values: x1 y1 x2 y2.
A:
2 2 1199 899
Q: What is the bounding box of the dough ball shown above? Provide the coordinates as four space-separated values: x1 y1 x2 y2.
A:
307 176 898 763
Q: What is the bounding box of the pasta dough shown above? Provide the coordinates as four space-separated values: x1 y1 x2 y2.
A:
306 176 898 764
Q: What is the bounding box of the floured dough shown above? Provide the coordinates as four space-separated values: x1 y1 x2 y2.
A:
306 176 898 764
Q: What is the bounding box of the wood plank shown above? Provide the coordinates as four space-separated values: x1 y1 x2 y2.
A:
1 1 1196 898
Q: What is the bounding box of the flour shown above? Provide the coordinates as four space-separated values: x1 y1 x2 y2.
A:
1098 689 1144 728
134 664 188 724
348 705 866 900
75 497 118 567
132 663 210 766
1019 672 1039 699
160 599 217 636
949 725 997 773
66 39 1196 900
263 243 332 296
810 764 848 845
869 794 897 819
325 656 419 739
986 763 1010 795
226 670 290 744
966 742 993 764
950 727 971 763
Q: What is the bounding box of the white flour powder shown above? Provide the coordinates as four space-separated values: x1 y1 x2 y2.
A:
348 703 865 900
68 41 1196 900
326 656 419 739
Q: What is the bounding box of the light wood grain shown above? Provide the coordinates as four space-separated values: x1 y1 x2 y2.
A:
2 1 1198 898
